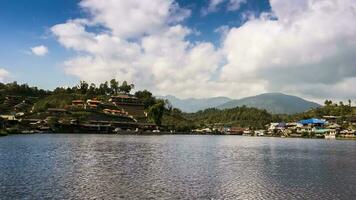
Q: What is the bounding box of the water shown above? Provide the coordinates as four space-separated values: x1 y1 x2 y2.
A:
0 134 356 200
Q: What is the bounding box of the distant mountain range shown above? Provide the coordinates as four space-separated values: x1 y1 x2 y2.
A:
159 93 321 114
158 95 231 113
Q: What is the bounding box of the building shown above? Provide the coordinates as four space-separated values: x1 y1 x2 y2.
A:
0 115 17 121
267 122 286 134
221 127 245 135
322 116 339 123
298 118 326 126
87 99 102 108
255 130 265 136
72 100 85 107
109 95 146 121
103 109 128 116
350 116 356 125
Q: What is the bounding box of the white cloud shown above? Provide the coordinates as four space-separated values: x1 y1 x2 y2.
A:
30 45 49 56
202 0 224 15
228 0 247 11
51 0 356 101
51 0 227 98
79 0 190 38
0 68 10 82
220 0 356 100
202 0 247 15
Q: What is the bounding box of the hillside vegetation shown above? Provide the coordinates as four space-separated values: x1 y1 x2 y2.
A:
184 106 279 129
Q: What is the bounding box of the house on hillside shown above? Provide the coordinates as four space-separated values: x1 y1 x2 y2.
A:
103 109 128 116
72 100 85 107
322 116 339 123
87 99 102 109
109 95 146 121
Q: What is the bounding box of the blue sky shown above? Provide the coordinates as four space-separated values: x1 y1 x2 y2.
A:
0 0 355 102
0 0 81 88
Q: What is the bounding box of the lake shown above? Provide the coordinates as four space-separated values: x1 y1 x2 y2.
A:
0 134 356 199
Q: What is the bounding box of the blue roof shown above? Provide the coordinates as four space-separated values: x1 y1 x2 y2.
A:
299 118 326 125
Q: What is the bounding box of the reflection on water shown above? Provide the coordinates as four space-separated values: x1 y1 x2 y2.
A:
1 135 356 199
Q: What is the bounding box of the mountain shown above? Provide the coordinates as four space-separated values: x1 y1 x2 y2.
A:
217 93 321 114
158 95 231 113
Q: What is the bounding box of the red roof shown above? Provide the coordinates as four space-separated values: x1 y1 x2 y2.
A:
87 100 101 103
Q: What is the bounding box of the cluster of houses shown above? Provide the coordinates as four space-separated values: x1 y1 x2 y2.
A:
209 116 356 138
266 116 356 138
0 94 158 133
67 94 147 119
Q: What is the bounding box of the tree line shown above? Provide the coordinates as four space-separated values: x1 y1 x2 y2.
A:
53 79 135 96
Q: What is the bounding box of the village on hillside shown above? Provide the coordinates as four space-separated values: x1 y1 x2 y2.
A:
0 94 158 134
1 81 356 138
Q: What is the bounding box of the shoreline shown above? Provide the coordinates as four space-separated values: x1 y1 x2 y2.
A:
2 131 356 140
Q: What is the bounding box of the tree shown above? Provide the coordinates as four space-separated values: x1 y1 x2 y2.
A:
348 99 351 107
53 87 66 94
148 100 165 126
99 81 110 95
119 81 134 94
134 90 156 108
78 81 89 94
324 100 332 106
87 83 97 96
110 79 119 95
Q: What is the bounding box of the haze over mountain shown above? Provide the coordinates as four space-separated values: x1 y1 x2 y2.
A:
158 95 231 113
161 93 321 114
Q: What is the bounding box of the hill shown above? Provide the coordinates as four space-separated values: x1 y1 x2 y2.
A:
158 95 231 113
217 93 321 114
184 107 277 129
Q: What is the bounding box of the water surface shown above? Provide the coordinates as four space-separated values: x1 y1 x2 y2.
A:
1 134 356 199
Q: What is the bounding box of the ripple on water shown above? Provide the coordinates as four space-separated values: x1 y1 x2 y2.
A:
0 135 356 199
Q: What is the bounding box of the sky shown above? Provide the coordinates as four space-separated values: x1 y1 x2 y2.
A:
0 0 355 103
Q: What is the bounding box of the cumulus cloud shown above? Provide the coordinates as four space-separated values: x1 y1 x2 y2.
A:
30 45 48 56
79 0 190 38
0 68 10 82
51 0 226 97
220 0 356 100
51 0 356 101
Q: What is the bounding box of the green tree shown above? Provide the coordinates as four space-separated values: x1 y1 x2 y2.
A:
78 81 89 94
99 81 110 95
119 81 134 94
87 83 97 96
148 100 165 126
324 100 332 106
134 90 156 108
110 79 119 95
